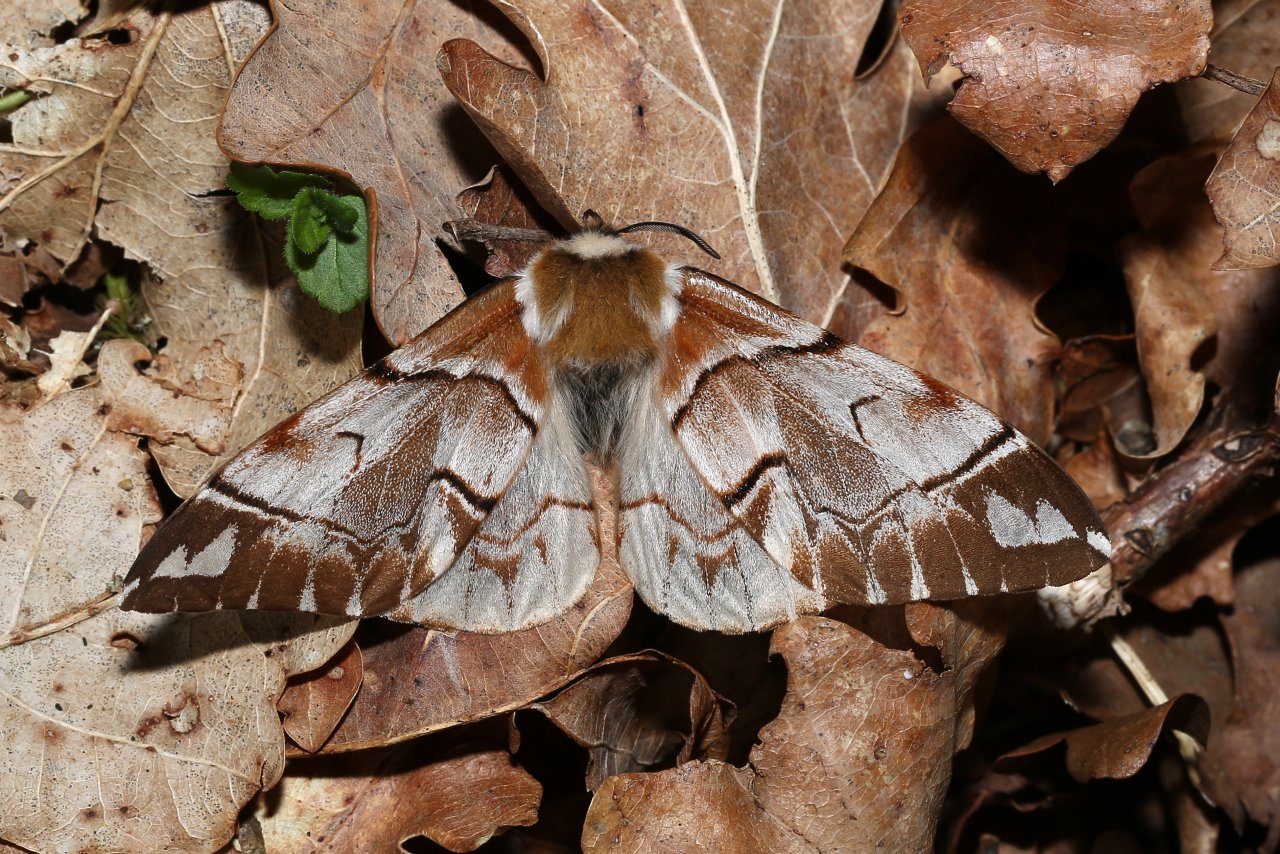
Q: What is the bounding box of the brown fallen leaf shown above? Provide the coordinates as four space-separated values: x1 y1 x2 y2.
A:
839 118 1064 442
0 0 88 49
898 0 1212 181
1128 488 1280 611
257 744 541 853
438 0 916 324
1206 69 1280 270
0 4 365 497
218 0 532 344
0 387 159 638
456 164 558 278
996 694 1209 783
280 639 363 754
0 379 354 853
1120 145 1280 459
527 651 731 790
584 608 1007 852
1057 614 1244 828
1219 556 1280 835
1176 0 1280 143
98 338 242 456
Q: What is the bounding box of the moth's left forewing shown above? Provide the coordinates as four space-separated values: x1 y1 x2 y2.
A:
121 281 552 619
651 269 1109 621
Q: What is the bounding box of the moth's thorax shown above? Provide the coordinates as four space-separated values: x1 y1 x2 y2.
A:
518 233 678 369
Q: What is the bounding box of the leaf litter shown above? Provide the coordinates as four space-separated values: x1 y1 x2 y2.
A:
2 0 1280 851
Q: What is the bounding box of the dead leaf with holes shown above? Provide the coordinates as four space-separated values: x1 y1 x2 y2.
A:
1206 69 1280 270
838 118 1065 443
218 0 534 344
0 3 363 498
0 383 354 853
898 0 1212 181
583 607 1007 852
438 0 917 326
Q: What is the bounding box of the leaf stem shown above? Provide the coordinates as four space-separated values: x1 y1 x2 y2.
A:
0 90 34 113
1201 64 1268 97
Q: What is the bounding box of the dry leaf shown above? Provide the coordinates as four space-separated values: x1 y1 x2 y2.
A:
898 0 1212 181
1121 146 1280 458
439 0 916 324
218 0 531 344
0 3 364 497
457 165 557 278
1206 69 1280 270
257 745 541 853
0 383 353 852
0 388 158 638
1058 616 1244 828
1220 556 1280 831
0 0 88 49
839 118 1063 442
527 652 731 790
584 609 1006 852
279 639 363 754
997 694 1210 783
98 338 242 456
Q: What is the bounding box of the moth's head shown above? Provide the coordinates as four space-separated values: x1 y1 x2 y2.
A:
519 212 718 367
556 210 721 263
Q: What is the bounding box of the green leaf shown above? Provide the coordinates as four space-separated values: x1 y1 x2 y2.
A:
285 194 370 313
226 161 328 220
304 187 360 234
289 190 332 255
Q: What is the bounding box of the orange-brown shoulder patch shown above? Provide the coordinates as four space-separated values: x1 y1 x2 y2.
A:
531 246 669 367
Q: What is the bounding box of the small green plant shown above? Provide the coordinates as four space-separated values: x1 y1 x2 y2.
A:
97 268 152 345
226 162 370 313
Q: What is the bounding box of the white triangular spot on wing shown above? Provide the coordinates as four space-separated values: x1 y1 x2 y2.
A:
1087 529 1112 556
985 493 1037 547
154 526 239 579
1032 500 1076 544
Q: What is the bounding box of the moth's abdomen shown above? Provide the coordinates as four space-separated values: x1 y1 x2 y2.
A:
557 360 653 459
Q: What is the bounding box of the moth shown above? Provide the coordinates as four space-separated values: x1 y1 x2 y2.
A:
122 215 1110 633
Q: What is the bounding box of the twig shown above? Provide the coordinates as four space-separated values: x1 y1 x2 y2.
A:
444 217 552 246
1201 64 1268 97
1102 417 1280 589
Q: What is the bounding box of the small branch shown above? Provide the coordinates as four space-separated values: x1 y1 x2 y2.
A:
444 217 552 246
1201 64 1268 97
1102 416 1280 588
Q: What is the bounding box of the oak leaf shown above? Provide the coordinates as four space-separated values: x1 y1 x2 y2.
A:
0 384 354 853
0 3 364 497
438 0 916 324
840 118 1064 443
218 0 533 344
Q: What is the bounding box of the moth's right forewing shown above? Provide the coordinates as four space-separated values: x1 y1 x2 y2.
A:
122 280 549 619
